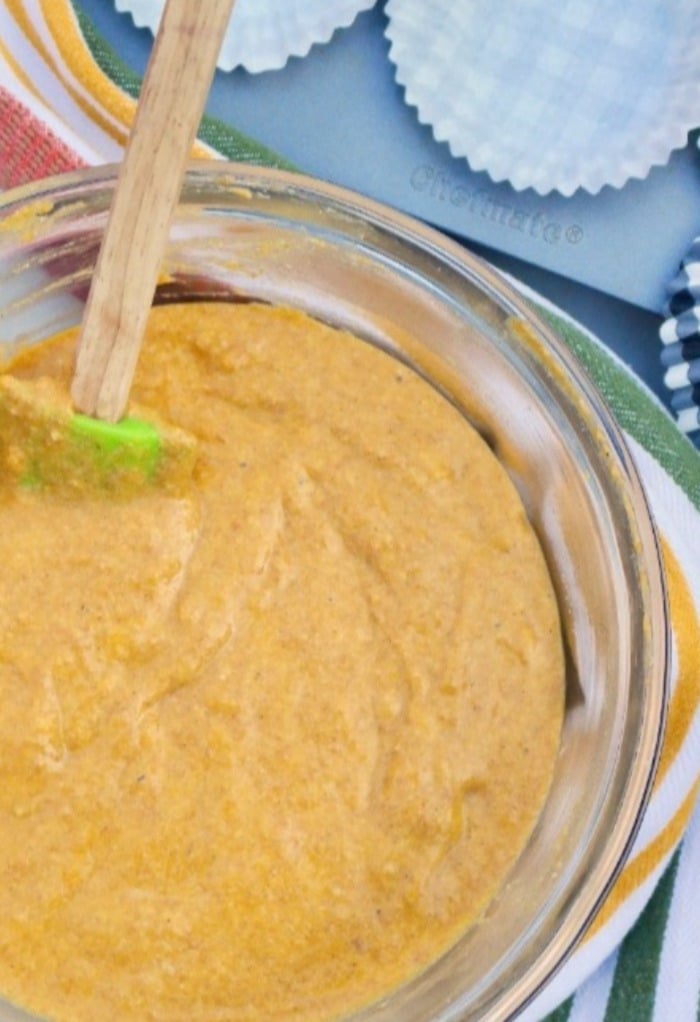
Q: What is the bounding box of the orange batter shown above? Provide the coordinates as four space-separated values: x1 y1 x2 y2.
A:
0 303 564 1021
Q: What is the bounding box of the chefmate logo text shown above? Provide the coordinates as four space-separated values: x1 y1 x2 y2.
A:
410 165 584 247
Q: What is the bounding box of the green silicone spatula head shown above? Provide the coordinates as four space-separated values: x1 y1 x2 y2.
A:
0 0 237 494
0 375 197 497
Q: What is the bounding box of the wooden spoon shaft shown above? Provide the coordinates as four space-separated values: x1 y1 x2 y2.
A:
71 0 236 423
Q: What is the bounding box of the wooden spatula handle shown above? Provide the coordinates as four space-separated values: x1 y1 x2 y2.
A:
71 0 236 423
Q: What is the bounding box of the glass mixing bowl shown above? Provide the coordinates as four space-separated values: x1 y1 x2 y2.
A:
0 163 668 1022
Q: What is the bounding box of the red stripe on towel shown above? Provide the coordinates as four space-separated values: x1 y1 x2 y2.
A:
0 85 86 189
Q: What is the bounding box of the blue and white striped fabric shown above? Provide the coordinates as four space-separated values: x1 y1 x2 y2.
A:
660 236 700 436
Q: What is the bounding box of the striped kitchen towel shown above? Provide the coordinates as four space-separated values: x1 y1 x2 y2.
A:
0 0 294 186
0 2 699 1019
520 297 700 1022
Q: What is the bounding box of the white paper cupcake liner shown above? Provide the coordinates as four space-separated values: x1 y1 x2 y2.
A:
385 0 700 197
114 0 376 73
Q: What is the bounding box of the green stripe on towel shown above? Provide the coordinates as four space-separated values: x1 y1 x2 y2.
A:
545 997 573 1022
538 308 700 512
603 852 680 1022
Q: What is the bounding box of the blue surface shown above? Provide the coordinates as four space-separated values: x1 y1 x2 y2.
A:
77 0 700 446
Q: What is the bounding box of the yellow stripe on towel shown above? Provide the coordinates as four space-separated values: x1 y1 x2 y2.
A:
40 0 213 159
588 781 699 938
586 538 700 938
41 0 131 141
5 0 127 146
654 539 700 787
0 34 45 105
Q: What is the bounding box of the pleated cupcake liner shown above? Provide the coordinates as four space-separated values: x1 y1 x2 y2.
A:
114 0 376 73
385 0 700 197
